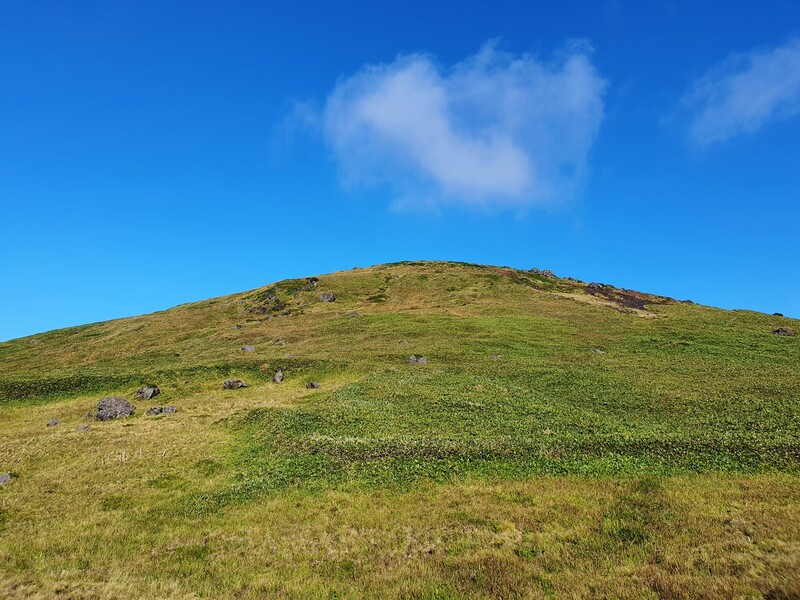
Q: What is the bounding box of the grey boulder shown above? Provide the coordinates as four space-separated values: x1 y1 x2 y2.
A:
409 355 428 364
96 397 136 421
223 379 248 389
134 385 160 400
273 370 284 383
319 292 336 303
147 406 177 415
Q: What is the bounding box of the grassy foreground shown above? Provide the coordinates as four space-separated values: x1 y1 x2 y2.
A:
0 261 798 598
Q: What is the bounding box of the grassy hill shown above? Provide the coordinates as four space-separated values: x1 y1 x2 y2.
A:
1 261 798 598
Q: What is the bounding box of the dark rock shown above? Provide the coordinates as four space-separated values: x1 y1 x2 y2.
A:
223 379 248 389
241 345 256 353
409 355 428 364
273 370 284 383
96 397 136 421
47 418 60 427
75 424 91 432
774 313 784 317
147 406 177 415
134 385 160 400
306 382 321 389
319 292 336 303
773 327 795 336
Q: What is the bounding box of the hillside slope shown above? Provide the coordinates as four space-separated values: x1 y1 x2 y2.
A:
1 261 798 598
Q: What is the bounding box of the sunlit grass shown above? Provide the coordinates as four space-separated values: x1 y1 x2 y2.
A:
1 261 798 597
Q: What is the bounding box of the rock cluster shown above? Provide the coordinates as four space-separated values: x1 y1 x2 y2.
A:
773 327 795 336
306 382 321 389
319 292 336 302
529 268 556 278
409 355 428 364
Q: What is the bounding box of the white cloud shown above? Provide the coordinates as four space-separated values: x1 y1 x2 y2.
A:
322 41 607 209
684 38 800 146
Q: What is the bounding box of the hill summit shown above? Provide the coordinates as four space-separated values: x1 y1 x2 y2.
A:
1 261 798 598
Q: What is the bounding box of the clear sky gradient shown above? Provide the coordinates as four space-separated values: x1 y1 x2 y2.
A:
2 1 799 341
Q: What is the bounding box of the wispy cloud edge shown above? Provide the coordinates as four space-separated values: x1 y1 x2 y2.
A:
683 37 800 146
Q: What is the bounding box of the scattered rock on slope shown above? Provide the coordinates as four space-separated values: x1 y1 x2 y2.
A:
76 424 91 432
319 292 336 302
96 397 136 421
241 345 256 353
134 385 160 400
773 327 795 336
306 382 320 389
223 379 248 389
409 355 428 364
47 418 60 427
147 406 177 415
0 473 11 485
273 370 284 383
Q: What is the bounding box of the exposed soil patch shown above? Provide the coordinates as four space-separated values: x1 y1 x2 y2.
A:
585 283 673 312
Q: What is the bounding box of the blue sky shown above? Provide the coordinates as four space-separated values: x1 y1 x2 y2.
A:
1 1 799 341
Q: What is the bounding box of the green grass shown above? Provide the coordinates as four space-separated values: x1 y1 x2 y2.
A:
0 261 798 598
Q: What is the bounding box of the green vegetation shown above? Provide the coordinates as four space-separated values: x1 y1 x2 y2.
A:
1 261 798 598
